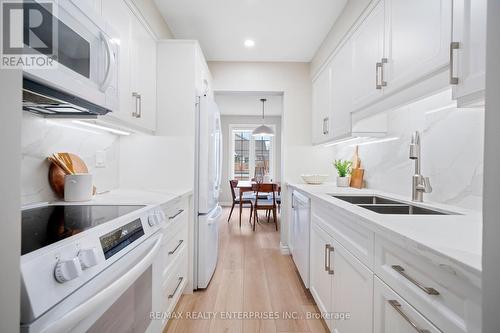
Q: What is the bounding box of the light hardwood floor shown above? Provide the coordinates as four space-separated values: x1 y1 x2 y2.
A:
164 207 328 333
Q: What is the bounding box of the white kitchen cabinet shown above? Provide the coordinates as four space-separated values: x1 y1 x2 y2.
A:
383 0 451 95
310 220 373 333
102 0 157 132
130 14 157 131
351 0 385 111
374 276 441 333
451 0 487 106
310 222 334 330
351 0 451 111
331 236 373 333
330 41 353 140
312 63 332 144
312 41 354 145
156 40 212 137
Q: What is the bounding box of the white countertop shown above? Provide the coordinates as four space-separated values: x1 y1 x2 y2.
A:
287 182 482 274
23 188 193 209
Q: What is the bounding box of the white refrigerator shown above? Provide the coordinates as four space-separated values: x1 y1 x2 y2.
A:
194 94 223 289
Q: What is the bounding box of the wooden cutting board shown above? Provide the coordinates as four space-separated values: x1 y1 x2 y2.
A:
48 153 89 198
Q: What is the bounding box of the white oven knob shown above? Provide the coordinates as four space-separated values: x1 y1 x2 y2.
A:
54 258 82 283
78 248 99 269
148 214 157 226
156 210 165 224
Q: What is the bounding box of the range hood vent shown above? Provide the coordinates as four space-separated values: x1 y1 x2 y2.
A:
22 78 111 118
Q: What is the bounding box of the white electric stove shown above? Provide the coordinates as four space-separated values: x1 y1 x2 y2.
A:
20 204 166 333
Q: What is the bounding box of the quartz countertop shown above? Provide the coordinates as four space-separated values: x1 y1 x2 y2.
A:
287 182 482 275
23 188 193 209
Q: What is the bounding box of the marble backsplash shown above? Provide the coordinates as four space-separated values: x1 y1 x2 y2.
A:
331 90 484 211
21 113 120 205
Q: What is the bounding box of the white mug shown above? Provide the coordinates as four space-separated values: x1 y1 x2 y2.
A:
64 174 93 202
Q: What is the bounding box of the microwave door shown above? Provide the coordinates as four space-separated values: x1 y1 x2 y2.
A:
23 0 117 110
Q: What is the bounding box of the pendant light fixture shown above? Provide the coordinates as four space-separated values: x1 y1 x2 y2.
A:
252 98 274 136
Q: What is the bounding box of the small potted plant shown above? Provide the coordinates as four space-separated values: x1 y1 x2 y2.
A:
333 159 352 187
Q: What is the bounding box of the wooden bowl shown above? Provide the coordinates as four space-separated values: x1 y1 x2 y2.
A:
48 153 89 198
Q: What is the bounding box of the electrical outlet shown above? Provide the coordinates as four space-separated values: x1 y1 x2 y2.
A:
95 150 106 168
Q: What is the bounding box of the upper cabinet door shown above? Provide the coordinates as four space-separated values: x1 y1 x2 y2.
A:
451 0 487 106
351 0 385 111
312 64 332 144
384 0 452 93
130 16 157 131
330 41 353 139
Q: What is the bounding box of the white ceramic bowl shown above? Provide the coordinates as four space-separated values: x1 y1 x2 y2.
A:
301 174 329 185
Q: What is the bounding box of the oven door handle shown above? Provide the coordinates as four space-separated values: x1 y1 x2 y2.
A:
100 32 115 92
41 233 163 333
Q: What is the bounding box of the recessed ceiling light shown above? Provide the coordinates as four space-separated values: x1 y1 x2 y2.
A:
244 39 255 48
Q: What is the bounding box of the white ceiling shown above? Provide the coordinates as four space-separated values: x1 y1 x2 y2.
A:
153 0 347 62
215 93 282 116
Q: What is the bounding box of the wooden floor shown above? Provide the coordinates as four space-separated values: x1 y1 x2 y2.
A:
164 207 328 333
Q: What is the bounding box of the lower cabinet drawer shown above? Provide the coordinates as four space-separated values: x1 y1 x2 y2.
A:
374 234 481 333
162 197 189 227
374 276 441 333
161 246 188 322
161 224 188 278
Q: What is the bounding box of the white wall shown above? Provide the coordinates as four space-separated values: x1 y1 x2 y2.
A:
216 94 283 116
0 69 21 333
330 90 484 211
208 61 335 250
119 135 195 190
21 113 120 205
483 0 500 331
311 0 372 77
219 115 282 205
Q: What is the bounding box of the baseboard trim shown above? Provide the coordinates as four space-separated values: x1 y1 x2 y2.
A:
280 242 290 255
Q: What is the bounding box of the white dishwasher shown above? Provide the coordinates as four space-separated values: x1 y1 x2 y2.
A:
290 190 311 288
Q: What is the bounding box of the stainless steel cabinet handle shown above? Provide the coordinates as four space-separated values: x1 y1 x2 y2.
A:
376 58 388 89
324 244 330 272
450 42 459 85
168 209 184 220
392 265 439 295
322 117 329 135
388 300 431 333
137 94 142 118
328 245 335 275
168 277 184 299
168 240 184 255
132 92 142 118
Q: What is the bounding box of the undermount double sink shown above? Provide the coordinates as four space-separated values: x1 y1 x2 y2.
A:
332 195 456 215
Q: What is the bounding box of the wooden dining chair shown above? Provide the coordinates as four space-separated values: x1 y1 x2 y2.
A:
228 180 254 224
252 183 278 231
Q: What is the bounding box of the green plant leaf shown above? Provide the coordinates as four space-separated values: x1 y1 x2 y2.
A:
333 159 352 177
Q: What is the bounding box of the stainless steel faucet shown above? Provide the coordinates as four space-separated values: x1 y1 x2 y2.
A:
409 131 432 202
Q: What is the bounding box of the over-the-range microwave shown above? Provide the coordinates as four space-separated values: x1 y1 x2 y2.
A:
23 0 119 117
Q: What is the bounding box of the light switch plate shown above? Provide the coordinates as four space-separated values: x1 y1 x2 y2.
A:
95 150 106 168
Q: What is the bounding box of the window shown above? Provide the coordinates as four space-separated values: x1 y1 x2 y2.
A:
230 126 274 181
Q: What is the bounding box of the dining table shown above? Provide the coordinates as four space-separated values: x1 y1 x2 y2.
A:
236 180 280 227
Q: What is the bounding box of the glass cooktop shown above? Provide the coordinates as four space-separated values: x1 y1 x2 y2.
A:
21 205 145 256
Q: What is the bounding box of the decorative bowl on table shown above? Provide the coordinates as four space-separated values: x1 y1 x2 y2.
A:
301 174 329 185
